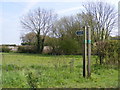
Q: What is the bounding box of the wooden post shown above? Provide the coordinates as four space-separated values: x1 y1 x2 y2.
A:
87 26 91 77
83 26 87 77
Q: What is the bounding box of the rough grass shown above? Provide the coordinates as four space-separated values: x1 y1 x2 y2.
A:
1 53 118 88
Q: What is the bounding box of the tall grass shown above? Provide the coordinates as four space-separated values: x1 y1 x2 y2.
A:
2 53 118 88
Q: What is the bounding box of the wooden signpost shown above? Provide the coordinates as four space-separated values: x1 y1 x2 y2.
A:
87 26 91 77
76 26 91 78
83 26 87 77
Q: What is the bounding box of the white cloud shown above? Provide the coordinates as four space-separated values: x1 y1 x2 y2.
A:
21 0 39 15
1 0 85 2
57 6 84 15
1 0 119 3
111 30 118 36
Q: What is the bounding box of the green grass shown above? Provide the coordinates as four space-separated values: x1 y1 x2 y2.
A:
1 52 118 88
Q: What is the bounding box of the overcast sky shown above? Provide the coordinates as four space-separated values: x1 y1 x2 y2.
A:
0 0 119 45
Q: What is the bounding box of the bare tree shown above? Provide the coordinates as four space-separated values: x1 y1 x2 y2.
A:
76 13 97 42
21 8 57 53
52 16 80 39
82 1 117 65
82 1 117 41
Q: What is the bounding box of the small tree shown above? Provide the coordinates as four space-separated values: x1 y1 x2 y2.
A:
94 41 107 64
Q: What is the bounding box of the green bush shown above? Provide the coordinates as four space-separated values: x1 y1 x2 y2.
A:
0 46 11 52
93 40 119 65
17 45 37 53
104 40 119 64
56 38 81 55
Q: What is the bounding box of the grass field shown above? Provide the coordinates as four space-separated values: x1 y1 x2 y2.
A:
1 53 118 88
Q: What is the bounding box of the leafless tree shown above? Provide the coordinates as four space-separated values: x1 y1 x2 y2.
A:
76 13 97 41
52 16 80 39
82 1 117 65
21 8 57 53
82 1 117 41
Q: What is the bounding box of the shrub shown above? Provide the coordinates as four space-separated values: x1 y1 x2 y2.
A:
0 46 11 52
17 45 37 53
56 38 81 55
104 40 119 64
93 40 119 65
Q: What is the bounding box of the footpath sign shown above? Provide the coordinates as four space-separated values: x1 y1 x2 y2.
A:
76 30 83 36
76 26 91 78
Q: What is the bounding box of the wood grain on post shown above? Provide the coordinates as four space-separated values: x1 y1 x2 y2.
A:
87 26 91 77
83 26 87 77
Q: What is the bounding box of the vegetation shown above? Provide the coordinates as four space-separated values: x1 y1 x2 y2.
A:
20 1 117 55
20 32 36 45
21 8 57 53
2 53 118 88
82 2 117 41
93 40 119 65
1 1 119 89
17 45 37 53
0 46 11 53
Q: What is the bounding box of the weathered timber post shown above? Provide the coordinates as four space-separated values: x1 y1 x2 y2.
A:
83 26 87 77
87 26 91 77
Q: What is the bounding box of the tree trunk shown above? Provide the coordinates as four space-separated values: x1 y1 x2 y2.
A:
100 56 102 64
36 33 41 53
100 55 103 65
40 38 45 53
